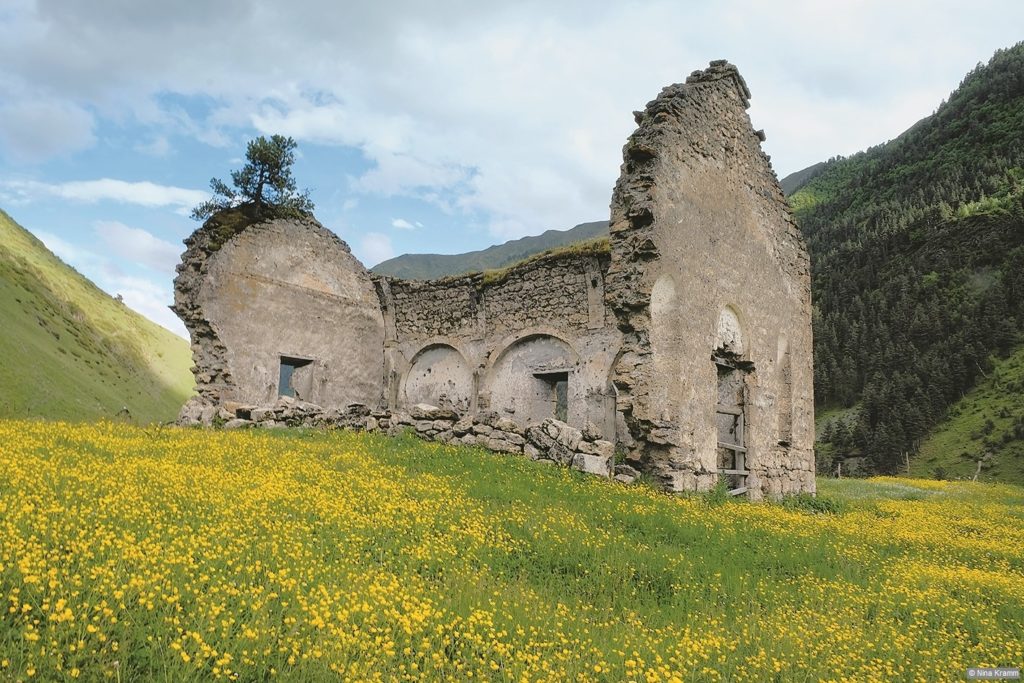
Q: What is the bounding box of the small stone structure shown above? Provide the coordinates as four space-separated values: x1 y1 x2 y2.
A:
173 61 815 499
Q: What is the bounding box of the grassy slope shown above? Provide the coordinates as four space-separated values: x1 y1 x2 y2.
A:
0 209 194 422
910 344 1024 484
371 220 609 279
1 422 1022 681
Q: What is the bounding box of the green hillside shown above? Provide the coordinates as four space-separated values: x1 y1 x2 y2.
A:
371 220 608 279
911 345 1024 483
0 209 194 422
778 160 826 195
789 42 1024 477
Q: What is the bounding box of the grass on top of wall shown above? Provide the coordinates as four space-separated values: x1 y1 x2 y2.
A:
478 237 610 287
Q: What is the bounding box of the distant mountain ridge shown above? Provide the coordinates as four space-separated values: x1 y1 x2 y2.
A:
0 209 194 422
371 220 609 279
779 161 827 196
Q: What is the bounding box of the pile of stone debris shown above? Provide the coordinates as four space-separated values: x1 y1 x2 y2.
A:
178 396 641 484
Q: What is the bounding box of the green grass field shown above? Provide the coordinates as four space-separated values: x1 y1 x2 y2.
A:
1 421 1021 682
0 210 193 423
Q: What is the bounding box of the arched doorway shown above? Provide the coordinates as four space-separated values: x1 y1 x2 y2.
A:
713 307 752 495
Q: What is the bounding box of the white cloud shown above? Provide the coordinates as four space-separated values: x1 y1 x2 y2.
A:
0 99 96 163
94 221 182 274
1 179 208 213
350 152 471 198
134 135 172 157
2 0 1023 243
251 102 357 147
391 218 415 230
356 232 394 267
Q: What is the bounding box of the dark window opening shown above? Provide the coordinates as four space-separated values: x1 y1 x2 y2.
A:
279 356 314 399
535 371 569 422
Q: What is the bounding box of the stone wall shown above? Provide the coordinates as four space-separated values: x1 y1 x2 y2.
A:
380 250 609 342
377 248 622 441
605 60 814 498
386 276 479 340
208 397 636 484
173 214 385 410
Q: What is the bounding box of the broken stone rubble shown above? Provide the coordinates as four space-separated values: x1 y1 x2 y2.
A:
179 399 618 481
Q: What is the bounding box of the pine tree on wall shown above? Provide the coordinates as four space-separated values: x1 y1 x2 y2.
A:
191 135 315 221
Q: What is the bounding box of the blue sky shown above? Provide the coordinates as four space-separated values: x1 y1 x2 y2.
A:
1 0 1022 336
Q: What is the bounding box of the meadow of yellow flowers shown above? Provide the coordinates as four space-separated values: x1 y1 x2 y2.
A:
0 419 1022 682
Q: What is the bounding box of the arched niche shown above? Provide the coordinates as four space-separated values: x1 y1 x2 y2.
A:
649 273 681 410
650 273 679 355
714 305 745 357
487 334 580 428
403 344 474 413
776 335 793 446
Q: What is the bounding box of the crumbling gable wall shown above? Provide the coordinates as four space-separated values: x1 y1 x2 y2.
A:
173 214 385 410
605 61 815 498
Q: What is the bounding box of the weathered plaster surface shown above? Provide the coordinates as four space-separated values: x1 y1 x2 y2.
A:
173 216 385 409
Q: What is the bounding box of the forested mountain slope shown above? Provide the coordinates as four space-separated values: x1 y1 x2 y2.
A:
789 42 1024 477
779 161 826 195
0 209 194 422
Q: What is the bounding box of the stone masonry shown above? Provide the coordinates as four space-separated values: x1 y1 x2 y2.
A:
604 60 815 497
173 61 815 499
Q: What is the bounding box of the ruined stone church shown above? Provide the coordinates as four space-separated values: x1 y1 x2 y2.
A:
173 61 815 499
